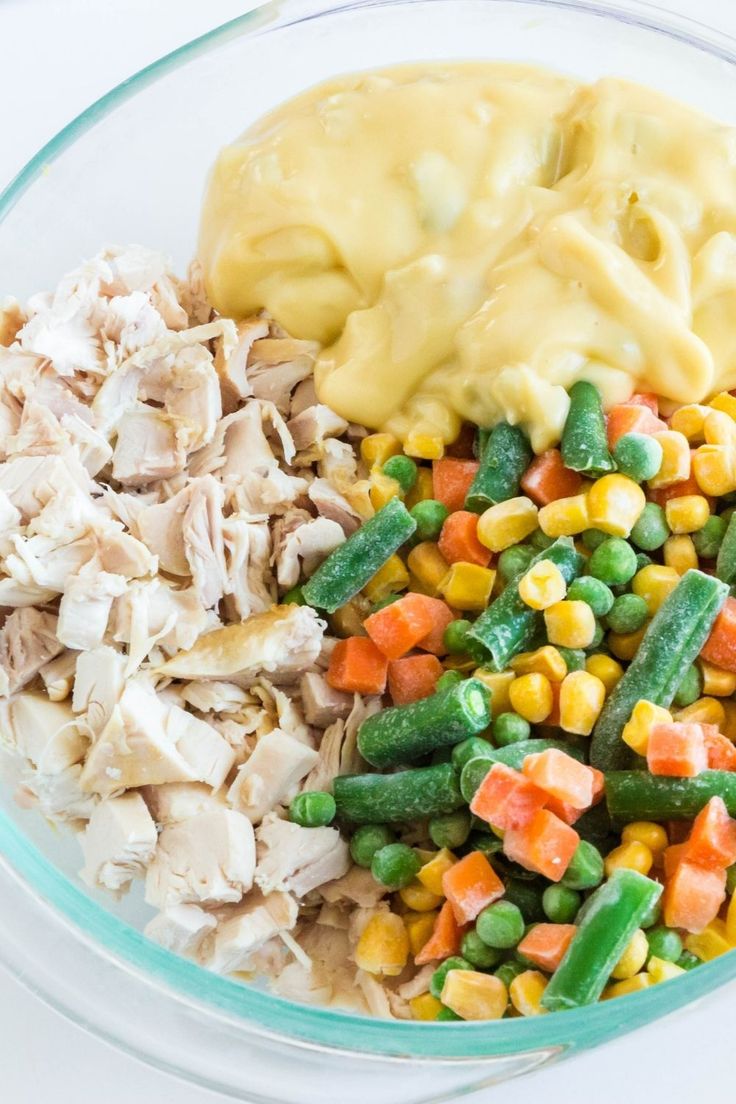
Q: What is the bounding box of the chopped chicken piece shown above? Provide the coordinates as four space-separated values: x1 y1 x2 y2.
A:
178 680 249 714
144 904 217 957
357 972 394 1019
72 646 127 734
0 578 56 608
307 478 361 535
247 336 317 412
39 650 78 702
135 482 191 574
96 524 156 579
0 608 64 694
57 557 128 650
256 678 311 744
318 438 358 489
164 704 235 790
272 512 345 589
145 809 255 908
221 514 273 621
139 781 224 826
319 866 389 909
289 378 317 418
0 297 25 346
227 729 319 823
182 475 228 608
6 530 97 592
208 889 298 974
79 792 158 894
0 452 95 523
4 693 88 773
213 316 268 414
304 694 377 792
111 577 218 661
287 405 348 451
157 344 221 453
112 408 186 485
299 673 353 728
397 965 436 1001
16 763 98 823
255 814 350 897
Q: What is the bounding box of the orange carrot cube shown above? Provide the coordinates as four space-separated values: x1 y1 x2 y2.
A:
415 598 455 655
701 597 736 674
663 842 687 879
326 636 388 695
646 722 708 777
522 748 595 810
438 511 491 567
503 809 579 882
414 899 467 965
682 796 736 870
517 923 576 972
469 762 547 831
432 459 479 513
704 728 736 771
442 851 505 925
364 592 436 660
663 861 727 933
521 449 583 506
606 404 667 449
388 654 443 705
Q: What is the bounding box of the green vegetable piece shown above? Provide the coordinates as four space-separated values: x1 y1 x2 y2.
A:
334 763 464 824
410 498 449 541
371 842 421 889
543 884 581 924
561 381 615 475
469 537 584 669
460 741 586 804
289 791 336 828
676 951 701 972
613 433 663 483
605 770 736 822
717 508 736 586
382 454 417 493
443 619 473 655
282 585 307 606
587 620 605 651
429 956 473 999
302 498 416 612
636 552 654 572
541 869 663 1011
349 824 396 868
590 570 729 770
693 514 727 560
630 502 670 551
452 737 494 773
436 670 464 693
558 647 586 673
673 663 702 708
465 422 533 512
582 528 609 552
358 678 491 769
568 576 614 616
560 840 604 890
639 897 662 930
606 593 648 634
476 900 525 949
502 878 546 923
646 926 683 963
588 537 638 585
492 712 531 747
474 427 492 459
498 544 536 582
429 809 472 850
461 930 503 969
530 529 554 551
494 960 526 988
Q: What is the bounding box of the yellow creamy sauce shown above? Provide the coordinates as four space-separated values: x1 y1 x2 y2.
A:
199 63 736 451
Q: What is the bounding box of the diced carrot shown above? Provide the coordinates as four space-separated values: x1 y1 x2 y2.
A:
701 597 736 673
627 392 660 415
522 748 595 810
663 842 687 879
590 767 606 805
542 797 584 826
520 449 583 506
444 423 477 459
438 510 491 567
503 808 580 882
364 593 436 660
442 851 505 925
415 598 455 655
704 728 736 771
682 796 736 870
646 721 708 777
414 899 467 965
517 923 576 972
663 861 727 933
469 762 548 831
606 404 667 449
326 636 388 695
388 654 443 705
432 458 480 513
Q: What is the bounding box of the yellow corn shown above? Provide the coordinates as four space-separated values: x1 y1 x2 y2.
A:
665 495 711 535
404 432 444 460
399 881 444 913
692 444 736 497
608 626 647 662
705 409 736 448
476 496 538 553
509 970 548 1016
710 391 736 419
603 974 652 1000
669 404 710 442
559 670 606 736
474 669 515 717
611 929 649 980
587 474 646 537
647 956 685 984
721 700 736 742
510 646 567 683
622 821 669 855
409 992 443 1021
698 660 736 698
438 562 496 611
407 542 449 596
417 848 456 896
631 564 680 615
538 494 590 538
354 913 410 976
370 470 402 510
405 466 434 509
675 696 727 728
585 653 624 694
544 600 596 649
663 535 698 575
330 601 367 638
518 559 567 611
726 890 736 944
363 554 410 603
361 433 401 468
441 970 508 1021
684 919 733 962
621 700 672 756
345 479 375 521
648 430 691 488
404 912 439 956
508 673 553 724
604 841 654 877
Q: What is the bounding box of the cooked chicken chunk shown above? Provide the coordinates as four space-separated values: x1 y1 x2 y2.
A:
79 792 158 894
0 608 64 695
208 890 298 974
226 730 319 823
144 904 217 957
3 693 88 773
255 814 350 897
145 809 255 908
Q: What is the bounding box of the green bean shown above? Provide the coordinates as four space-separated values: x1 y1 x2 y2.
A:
561 380 615 476
302 497 416 612
606 770 736 823
716 508 736 585
590 570 729 770
460 740 585 803
465 422 533 512
333 763 463 824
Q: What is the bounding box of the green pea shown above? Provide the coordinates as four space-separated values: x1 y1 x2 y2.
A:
371 843 422 889
382 454 418 493
645 926 683 963
436 1006 462 1021
451 737 494 772
606 592 648 634
676 950 702 971
588 538 638 585
630 503 670 551
492 712 531 746
613 433 663 483
461 930 503 969
476 900 525 949
693 514 727 560
429 956 473 999
410 499 449 542
369 593 403 614
567 576 615 616
639 897 662 930
582 528 609 552
289 791 336 827
436 670 463 694
497 544 536 582
282 585 307 605
542 884 582 924
673 664 702 708
560 840 604 890
429 809 472 850
494 960 527 988
557 647 586 673
443 619 473 654
350 824 396 868
530 529 554 551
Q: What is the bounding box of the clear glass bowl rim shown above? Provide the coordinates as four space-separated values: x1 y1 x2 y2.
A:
2 0 736 1061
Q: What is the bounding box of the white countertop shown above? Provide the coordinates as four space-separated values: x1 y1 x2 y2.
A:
1 1 736 1100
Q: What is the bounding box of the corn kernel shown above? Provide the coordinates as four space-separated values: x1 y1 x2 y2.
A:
405 467 434 509
345 479 375 520
669 404 710 442
721 700 736 741
663 535 698 575
603 974 652 1000
410 992 444 1021
407 542 449 596
684 919 733 962
417 848 456 896
362 554 410 603
509 672 554 724
355 913 410 976
509 970 548 1016
558 670 606 736
370 470 402 510
608 627 647 662
698 660 736 698
631 564 680 615
647 956 686 984
621 700 672 756
674 696 727 728
404 432 444 460
604 841 653 877
538 494 590 537
692 444 736 497
709 391 736 419
511 645 567 682
474 669 515 717
438 562 496 611
622 821 669 855
726 890 736 944
404 911 440 956
441 970 509 1021
611 929 649 980
518 559 567 611
361 433 401 469
399 881 444 913
705 409 736 448
648 431 691 489
665 495 711 534
585 653 624 694
476 496 538 553
587 474 646 537
544 600 596 649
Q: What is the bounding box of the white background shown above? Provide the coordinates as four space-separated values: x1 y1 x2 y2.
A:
1 0 735 1100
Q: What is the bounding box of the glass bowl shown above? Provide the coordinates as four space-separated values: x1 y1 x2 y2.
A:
3 1 736 1099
